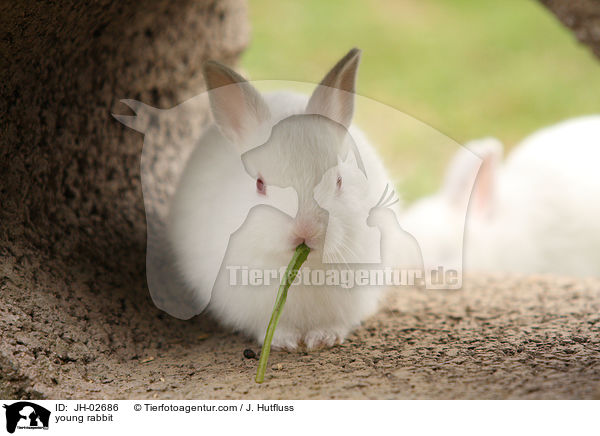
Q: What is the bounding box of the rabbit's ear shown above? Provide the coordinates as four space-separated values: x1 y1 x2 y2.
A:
204 61 271 148
444 138 503 216
443 138 503 217
306 48 361 130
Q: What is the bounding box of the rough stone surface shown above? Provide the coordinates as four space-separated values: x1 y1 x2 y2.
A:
540 0 600 59
1 273 599 399
0 0 248 397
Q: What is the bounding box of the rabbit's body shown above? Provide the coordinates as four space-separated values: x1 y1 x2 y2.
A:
207 105 392 350
402 115 600 277
168 50 400 349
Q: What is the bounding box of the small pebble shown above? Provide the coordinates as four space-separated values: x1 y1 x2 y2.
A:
243 348 257 359
271 363 283 371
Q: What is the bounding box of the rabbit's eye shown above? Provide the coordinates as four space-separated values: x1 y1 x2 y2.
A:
256 177 266 195
336 176 342 190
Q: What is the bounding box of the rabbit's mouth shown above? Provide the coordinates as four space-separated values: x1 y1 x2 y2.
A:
290 230 326 254
291 236 307 248
291 236 321 252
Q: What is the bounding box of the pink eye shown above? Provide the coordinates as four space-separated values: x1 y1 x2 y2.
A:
256 177 266 195
336 176 342 190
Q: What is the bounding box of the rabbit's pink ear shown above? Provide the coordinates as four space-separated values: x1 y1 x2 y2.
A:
204 61 271 148
443 138 503 217
306 48 361 130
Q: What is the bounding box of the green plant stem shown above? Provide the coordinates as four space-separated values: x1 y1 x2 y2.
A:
255 243 310 383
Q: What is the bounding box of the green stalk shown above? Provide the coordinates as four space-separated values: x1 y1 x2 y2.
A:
255 243 310 383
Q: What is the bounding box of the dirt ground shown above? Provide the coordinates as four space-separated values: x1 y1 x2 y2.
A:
2 263 600 399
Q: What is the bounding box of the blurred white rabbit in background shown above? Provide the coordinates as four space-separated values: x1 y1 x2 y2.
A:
401 115 600 277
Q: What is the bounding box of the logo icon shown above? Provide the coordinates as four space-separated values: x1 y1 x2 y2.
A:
3 402 50 434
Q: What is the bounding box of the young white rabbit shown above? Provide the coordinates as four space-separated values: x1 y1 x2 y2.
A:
168 49 403 349
401 115 600 277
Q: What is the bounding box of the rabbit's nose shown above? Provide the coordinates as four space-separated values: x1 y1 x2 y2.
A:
292 218 320 249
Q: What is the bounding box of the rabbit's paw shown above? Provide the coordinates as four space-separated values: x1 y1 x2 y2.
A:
269 329 302 351
302 330 344 350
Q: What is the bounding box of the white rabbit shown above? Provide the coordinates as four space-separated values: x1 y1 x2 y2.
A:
401 115 600 277
168 49 403 349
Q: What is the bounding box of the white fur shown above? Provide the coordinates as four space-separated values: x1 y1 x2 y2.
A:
402 115 600 277
168 53 399 349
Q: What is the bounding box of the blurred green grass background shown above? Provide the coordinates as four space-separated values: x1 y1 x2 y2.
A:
242 0 600 201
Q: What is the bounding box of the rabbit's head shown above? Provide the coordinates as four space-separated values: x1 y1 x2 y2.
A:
204 49 363 254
